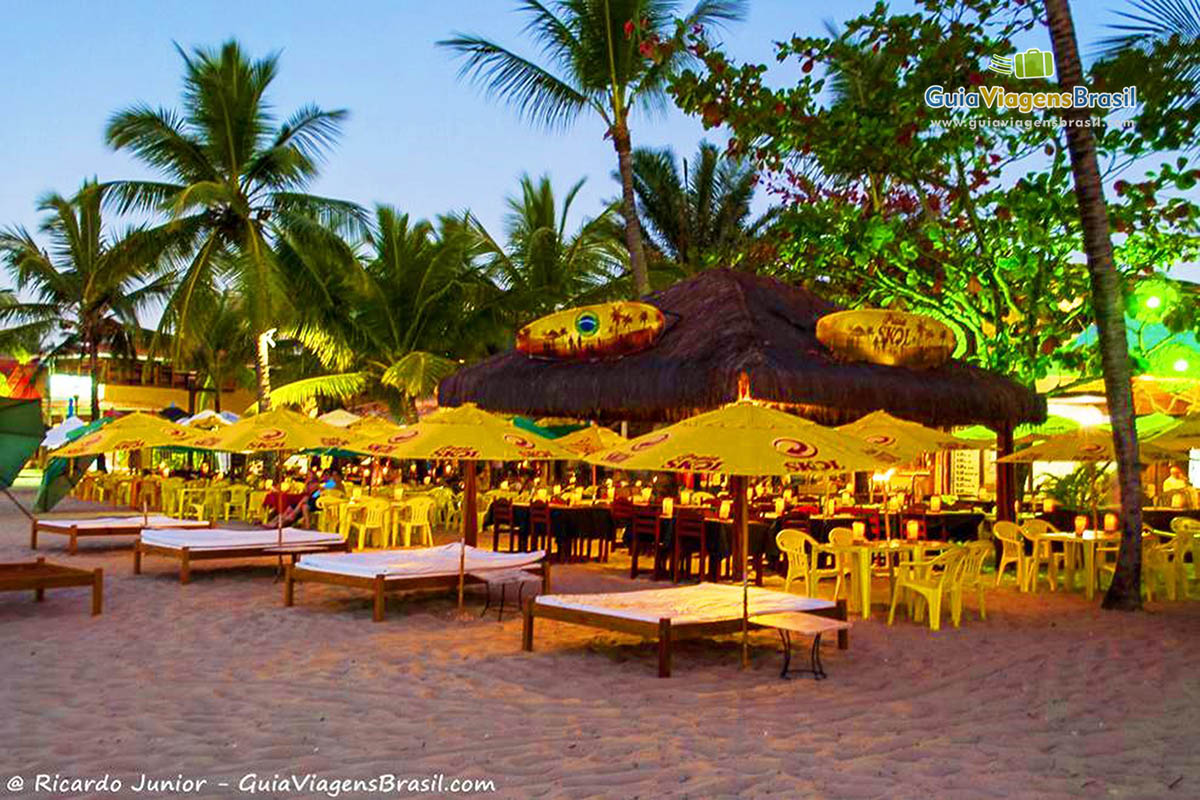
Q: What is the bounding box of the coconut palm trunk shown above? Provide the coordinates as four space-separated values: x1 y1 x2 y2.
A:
254 331 273 412
613 121 651 295
1044 0 1143 610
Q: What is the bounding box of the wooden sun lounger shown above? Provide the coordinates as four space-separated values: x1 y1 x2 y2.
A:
521 584 848 678
134 537 350 584
31 516 213 554
284 559 551 622
0 558 103 615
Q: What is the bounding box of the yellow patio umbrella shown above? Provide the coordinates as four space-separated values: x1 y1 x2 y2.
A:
556 424 626 458
49 412 199 458
352 403 573 609
185 408 371 546
837 410 987 463
996 428 1171 463
347 415 409 438
1138 415 1200 454
587 400 893 667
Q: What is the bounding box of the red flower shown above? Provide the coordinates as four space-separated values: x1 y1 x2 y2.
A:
623 19 634 39
802 59 814 73
967 72 984 86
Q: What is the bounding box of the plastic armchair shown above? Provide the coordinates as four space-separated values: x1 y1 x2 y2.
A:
221 485 250 521
888 548 967 631
950 541 992 625
991 521 1024 587
315 493 346 535
347 499 391 550
1019 520 1060 593
1169 518 1199 598
1142 538 1176 601
776 528 812 596
396 496 436 548
247 490 270 524
179 487 211 521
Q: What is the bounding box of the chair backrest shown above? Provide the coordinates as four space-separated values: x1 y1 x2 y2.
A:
776 527 810 570
1017 521 1045 545
492 498 514 525
960 541 992 584
993 520 1021 545
610 497 634 523
529 500 551 528
926 548 968 587
828 527 855 547
631 506 659 537
363 499 389 524
675 508 705 539
1170 516 1200 535
1022 518 1056 536
404 496 436 525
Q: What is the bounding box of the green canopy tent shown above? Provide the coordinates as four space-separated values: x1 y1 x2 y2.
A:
0 398 47 517
34 416 107 514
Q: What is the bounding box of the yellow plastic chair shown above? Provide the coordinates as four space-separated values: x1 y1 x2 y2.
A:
179 487 210 521
1169 518 1199 598
247 490 270 524
221 485 250 521
348 499 390 549
396 496 436 547
888 548 967 632
991 521 1023 587
776 528 813 595
1142 538 1176 602
315 494 346 534
951 541 992 625
1019 520 1060 593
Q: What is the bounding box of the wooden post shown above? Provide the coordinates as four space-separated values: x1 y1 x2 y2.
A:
29 520 37 550
995 422 1016 523
180 547 191 585
657 617 672 678
133 541 142 574
69 525 78 555
541 560 551 594
284 566 295 607
91 569 103 616
521 598 535 651
463 461 479 547
373 574 385 622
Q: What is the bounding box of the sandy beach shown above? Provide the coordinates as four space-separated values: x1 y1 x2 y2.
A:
3 492 1198 800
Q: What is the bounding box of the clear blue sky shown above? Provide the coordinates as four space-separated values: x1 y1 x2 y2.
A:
0 0 1119 249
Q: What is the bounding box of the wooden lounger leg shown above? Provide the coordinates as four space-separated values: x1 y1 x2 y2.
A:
658 618 672 678
69 526 78 555
29 521 37 550
835 598 849 650
133 541 142 575
542 560 551 594
34 557 45 601
521 598 534 652
92 569 103 616
284 565 295 607
373 575 385 622
180 548 191 585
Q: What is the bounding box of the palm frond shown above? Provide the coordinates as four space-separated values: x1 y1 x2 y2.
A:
379 351 459 398
268 371 371 408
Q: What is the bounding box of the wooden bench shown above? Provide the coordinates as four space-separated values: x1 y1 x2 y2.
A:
0 558 103 616
750 612 851 680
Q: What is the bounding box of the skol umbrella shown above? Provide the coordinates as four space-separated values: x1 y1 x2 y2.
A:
0 398 46 518
996 428 1172 463
353 403 573 610
555 425 627 458
185 408 372 546
588 400 892 667
49 412 198 458
837 410 986 463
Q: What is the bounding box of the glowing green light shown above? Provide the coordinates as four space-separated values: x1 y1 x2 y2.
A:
1174 358 1189 372
1146 295 1162 309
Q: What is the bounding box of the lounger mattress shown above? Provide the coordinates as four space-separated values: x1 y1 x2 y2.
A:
37 516 211 530
536 583 833 625
140 527 344 551
297 544 544 579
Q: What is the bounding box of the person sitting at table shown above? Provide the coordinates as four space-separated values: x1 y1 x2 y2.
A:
1161 465 1192 508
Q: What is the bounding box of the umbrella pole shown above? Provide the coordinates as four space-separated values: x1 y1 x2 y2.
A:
732 474 749 670
276 452 284 548
458 461 477 612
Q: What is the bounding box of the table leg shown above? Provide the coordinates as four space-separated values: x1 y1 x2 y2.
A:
284 566 295 607
373 575 386 622
1084 541 1096 601
1063 542 1077 592
858 551 871 618
657 618 672 678
29 521 37 550
91 569 103 616
179 548 191 585
521 598 534 651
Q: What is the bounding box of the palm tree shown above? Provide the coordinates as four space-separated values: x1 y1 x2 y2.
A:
175 289 256 413
439 0 747 296
627 141 769 277
104 40 363 411
1044 0 1144 610
0 181 175 422
471 174 624 325
270 205 503 419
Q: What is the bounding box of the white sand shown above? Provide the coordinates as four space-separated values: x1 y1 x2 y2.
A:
2 490 1198 798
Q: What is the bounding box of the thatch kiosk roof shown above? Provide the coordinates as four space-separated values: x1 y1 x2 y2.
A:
439 269 1044 429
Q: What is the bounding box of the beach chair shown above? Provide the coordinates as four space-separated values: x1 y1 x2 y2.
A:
888 548 966 631
348 499 390 549
992 521 1024 587
776 528 813 596
951 541 992 624
396 496 436 548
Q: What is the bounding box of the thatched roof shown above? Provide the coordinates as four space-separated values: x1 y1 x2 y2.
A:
439 269 1044 428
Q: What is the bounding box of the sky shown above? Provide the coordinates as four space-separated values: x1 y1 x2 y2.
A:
0 0 1132 256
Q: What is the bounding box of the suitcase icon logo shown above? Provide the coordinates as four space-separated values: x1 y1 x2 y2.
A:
987 48 1055 80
